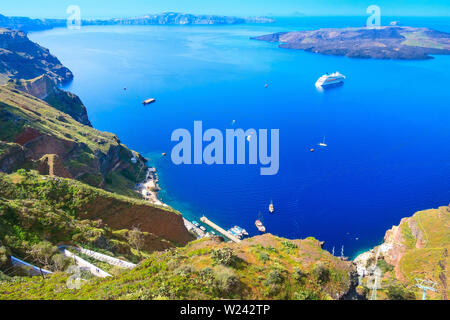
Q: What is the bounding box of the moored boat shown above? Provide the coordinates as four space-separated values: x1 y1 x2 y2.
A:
255 220 266 233
269 200 274 213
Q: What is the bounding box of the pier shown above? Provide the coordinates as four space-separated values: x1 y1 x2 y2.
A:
200 216 241 243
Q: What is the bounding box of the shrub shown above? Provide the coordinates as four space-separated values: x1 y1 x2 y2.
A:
214 266 240 297
27 241 59 269
211 248 235 266
294 288 320 300
377 259 394 273
258 252 269 264
0 246 11 270
293 267 307 284
312 263 330 285
281 240 298 250
265 269 285 286
386 285 416 300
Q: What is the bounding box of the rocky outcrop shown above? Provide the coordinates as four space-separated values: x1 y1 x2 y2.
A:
8 75 92 126
253 26 450 60
0 141 27 172
0 28 73 84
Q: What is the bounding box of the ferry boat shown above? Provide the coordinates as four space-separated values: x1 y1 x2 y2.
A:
142 98 156 105
315 72 345 87
255 220 266 233
269 201 274 213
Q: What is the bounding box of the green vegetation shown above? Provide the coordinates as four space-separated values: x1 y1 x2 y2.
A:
0 85 146 194
0 234 353 300
0 170 186 274
401 31 447 50
386 284 416 300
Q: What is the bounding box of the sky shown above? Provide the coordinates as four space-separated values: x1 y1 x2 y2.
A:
1 0 449 19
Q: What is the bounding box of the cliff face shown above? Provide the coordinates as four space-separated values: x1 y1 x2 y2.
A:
8 75 92 126
355 205 450 300
0 28 72 84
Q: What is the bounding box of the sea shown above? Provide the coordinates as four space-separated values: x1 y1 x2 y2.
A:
29 16 450 258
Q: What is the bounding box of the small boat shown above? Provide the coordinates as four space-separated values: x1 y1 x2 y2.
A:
318 136 327 147
192 221 200 227
265 84 268 88
228 229 242 239
255 220 266 233
211 231 216 236
310 148 315 152
200 226 206 232
269 201 274 213
162 153 167 156
142 98 156 105
234 226 248 236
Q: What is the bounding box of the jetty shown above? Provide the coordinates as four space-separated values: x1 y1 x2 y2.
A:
200 216 241 243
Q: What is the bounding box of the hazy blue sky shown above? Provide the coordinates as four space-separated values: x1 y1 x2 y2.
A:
1 0 449 18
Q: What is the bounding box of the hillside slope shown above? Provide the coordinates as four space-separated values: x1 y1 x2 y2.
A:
355 205 450 300
7 75 91 126
0 171 193 261
0 233 355 300
0 85 146 197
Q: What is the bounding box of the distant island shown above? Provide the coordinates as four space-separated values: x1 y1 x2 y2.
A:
253 26 450 60
0 12 275 32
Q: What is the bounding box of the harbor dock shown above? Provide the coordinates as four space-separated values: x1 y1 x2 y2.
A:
183 218 206 239
200 216 242 243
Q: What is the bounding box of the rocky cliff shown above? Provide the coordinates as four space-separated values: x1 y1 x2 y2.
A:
7 75 91 126
354 205 449 300
0 28 72 84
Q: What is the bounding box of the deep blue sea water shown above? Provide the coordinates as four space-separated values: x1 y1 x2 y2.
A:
30 16 450 258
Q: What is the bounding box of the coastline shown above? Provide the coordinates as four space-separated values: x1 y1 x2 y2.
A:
136 162 208 239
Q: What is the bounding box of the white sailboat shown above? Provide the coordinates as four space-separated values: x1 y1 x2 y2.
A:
318 136 327 147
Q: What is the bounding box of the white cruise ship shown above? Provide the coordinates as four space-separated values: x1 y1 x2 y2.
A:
315 72 346 87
